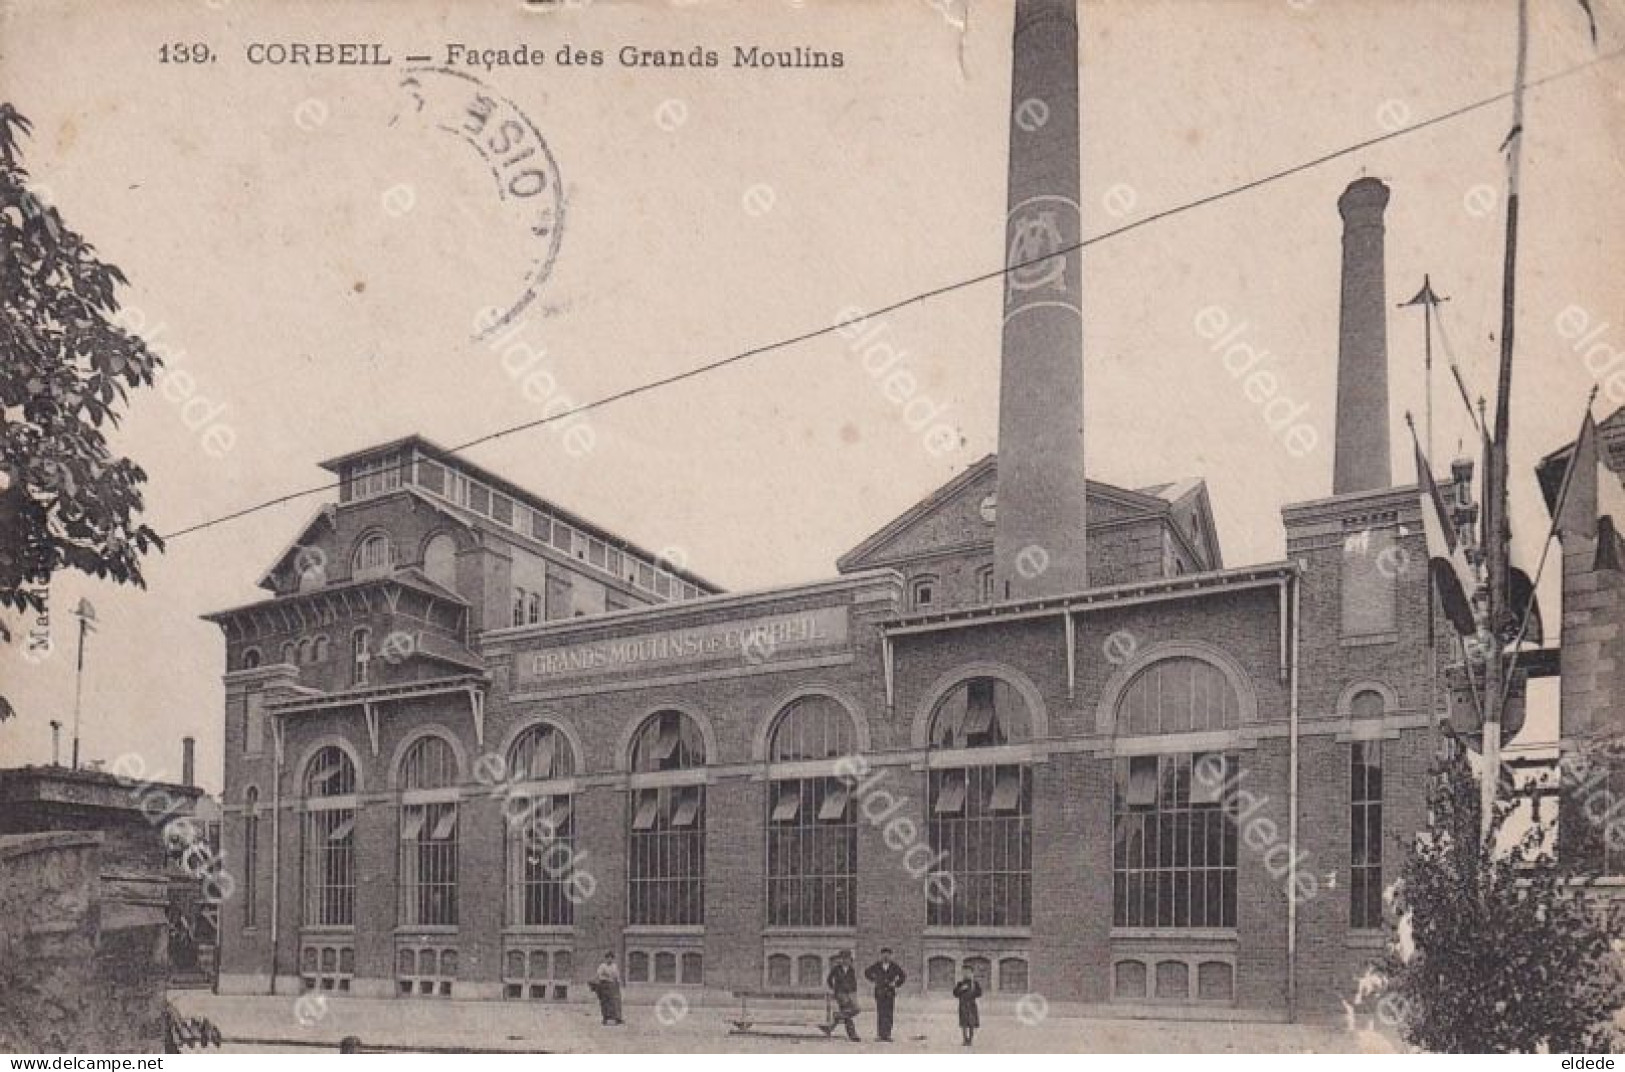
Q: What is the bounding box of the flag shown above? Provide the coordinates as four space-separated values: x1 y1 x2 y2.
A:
1554 414 1601 537
1506 566 1543 645
0 694 14 723
1414 438 1478 635
1596 450 1625 571
1551 411 1625 571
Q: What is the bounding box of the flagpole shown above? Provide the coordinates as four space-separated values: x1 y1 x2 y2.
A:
1482 0 1531 840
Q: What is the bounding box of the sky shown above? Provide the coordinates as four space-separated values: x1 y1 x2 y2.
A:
1 0 1621 792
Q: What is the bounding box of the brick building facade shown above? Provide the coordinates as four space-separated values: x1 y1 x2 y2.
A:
205 437 1439 1020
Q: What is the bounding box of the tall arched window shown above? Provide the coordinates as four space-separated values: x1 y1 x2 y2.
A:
1111 655 1241 930
926 677 1032 927
398 735 460 928
628 710 706 926
353 533 394 579
242 787 260 928
766 696 858 928
422 534 458 590
301 746 357 927
504 723 578 928
241 647 263 670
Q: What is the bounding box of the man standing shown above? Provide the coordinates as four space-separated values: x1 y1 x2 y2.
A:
593 950 625 1026
820 950 861 1041
863 948 907 1043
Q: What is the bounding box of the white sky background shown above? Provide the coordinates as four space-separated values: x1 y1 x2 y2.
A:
0 0 1620 792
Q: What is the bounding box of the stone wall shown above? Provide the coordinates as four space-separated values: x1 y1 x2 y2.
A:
0 832 170 1053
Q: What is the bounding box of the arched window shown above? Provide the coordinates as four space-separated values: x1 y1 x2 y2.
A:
976 565 996 604
926 677 1032 927
353 533 394 579
241 647 262 670
628 711 705 926
1348 688 1386 720
505 723 578 927
630 709 706 772
766 696 858 928
422 534 457 590
399 735 459 928
910 575 939 611
1116 657 1240 736
281 641 298 666
299 637 315 665
313 635 330 663
351 628 371 686
242 787 260 928
301 746 357 927
769 694 856 761
930 677 1028 749
1111 655 1243 932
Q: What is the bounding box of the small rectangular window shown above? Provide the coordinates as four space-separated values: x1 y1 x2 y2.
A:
933 770 967 815
632 790 661 831
818 782 851 822
670 787 702 828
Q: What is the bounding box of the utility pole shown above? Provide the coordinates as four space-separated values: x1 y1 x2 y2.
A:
69 598 96 770
1482 0 1531 838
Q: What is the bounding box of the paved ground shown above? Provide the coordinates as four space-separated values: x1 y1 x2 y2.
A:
171 991 1401 1054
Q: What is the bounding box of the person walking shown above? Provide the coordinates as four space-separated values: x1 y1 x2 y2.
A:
819 950 862 1041
593 950 625 1026
952 965 982 1047
863 948 906 1042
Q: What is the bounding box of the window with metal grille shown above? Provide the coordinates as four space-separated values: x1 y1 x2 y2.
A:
1112 753 1238 928
301 747 357 927
505 723 578 927
926 678 1032 927
398 735 460 928
763 694 860 930
1350 741 1383 929
242 787 260 928
1116 657 1240 735
628 711 706 926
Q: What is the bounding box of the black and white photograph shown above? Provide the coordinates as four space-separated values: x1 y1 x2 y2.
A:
1 0 1623 1057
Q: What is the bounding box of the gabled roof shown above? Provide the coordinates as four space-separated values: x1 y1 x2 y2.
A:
254 487 474 592
836 453 1218 572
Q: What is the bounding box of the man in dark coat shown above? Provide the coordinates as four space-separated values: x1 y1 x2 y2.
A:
820 950 861 1041
863 948 907 1042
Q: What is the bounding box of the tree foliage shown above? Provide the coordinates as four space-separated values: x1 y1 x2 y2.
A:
1379 740 1625 1053
0 103 163 617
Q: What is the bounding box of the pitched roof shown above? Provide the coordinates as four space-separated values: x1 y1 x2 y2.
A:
835 454 1217 571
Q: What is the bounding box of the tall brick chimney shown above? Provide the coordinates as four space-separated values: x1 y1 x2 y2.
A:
992 0 1089 599
1332 177 1394 495
181 736 196 787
